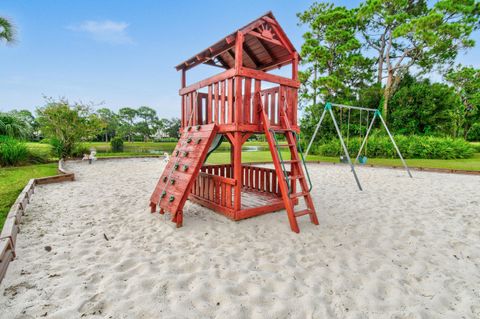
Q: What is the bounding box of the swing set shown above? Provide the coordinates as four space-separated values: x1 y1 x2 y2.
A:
304 102 412 191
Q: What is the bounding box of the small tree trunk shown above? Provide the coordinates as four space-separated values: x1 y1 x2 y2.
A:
383 70 393 121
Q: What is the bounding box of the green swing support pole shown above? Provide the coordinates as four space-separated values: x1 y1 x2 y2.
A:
304 107 328 159
377 112 413 178
326 103 363 191
354 110 377 164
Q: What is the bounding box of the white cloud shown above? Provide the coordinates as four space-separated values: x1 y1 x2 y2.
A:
68 20 133 45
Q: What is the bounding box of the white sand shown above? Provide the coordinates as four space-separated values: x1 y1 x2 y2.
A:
0 158 479 318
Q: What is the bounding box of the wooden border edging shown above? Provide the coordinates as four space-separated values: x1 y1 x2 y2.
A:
0 159 75 284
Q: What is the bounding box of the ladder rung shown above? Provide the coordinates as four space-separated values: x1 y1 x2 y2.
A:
276 144 295 147
272 129 295 133
294 209 311 217
290 191 309 199
282 160 300 164
288 175 305 180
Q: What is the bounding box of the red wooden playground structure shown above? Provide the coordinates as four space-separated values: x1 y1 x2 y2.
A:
150 12 318 233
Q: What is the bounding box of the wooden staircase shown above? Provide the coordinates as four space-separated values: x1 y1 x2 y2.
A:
150 123 219 227
259 95 319 233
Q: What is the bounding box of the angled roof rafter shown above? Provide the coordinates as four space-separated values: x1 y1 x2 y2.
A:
175 11 298 72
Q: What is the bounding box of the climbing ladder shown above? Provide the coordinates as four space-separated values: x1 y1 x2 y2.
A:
259 94 319 233
150 123 219 227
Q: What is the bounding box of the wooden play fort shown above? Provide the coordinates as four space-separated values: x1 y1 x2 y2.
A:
150 12 318 233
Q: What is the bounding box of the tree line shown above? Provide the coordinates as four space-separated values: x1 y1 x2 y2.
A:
298 0 480 141
0 100 181 143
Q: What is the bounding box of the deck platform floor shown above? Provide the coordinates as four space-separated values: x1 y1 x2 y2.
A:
240 189 283 210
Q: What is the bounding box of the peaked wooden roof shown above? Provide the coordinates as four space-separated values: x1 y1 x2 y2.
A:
175 12 298 72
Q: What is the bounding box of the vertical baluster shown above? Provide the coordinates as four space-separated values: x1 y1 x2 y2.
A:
249 166 254 189
271 91 276 125
214 82 220 124
274 170 278 194
207 85 212 124
263 92 269 124
228 78 234 123
260 168 265 192
236 77 243 124
254 80 261 125
181 95 185 127
266 170 271 193
221 80 226 124
221 183 227 207
197 94 203 125
292 88 298 126
244 78 251 124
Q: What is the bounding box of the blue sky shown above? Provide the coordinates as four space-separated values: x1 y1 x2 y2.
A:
1 0 479 118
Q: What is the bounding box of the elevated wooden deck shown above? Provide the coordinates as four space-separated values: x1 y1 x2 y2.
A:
180 68 299 134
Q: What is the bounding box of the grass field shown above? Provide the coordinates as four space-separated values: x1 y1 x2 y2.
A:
24 141 480 171
0 163 58 228
206 151 480 171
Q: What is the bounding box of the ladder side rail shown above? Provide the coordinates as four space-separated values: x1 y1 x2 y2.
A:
258 95 300 233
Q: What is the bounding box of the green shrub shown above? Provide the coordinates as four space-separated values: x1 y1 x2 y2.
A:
26 147 50 164
110 137 124 152
315 135 474 159
72 144 90 158
0 136 29 166
467 123 480 142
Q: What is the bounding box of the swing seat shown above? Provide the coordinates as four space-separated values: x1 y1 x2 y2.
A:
359 156 368 164
339 155 349 164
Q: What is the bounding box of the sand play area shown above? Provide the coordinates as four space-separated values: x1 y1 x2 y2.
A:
0 158 479 318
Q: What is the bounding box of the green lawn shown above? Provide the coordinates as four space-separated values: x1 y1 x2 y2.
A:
0 163 58 228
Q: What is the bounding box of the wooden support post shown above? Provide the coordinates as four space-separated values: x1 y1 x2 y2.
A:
233 132 242 211
292 52 298 81
235 32 244 125
234 32 244 71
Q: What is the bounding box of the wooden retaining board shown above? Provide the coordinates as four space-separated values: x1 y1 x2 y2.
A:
0 238 15 283
150 124 219 215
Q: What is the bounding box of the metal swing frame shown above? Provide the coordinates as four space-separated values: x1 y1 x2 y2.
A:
304 102 412 191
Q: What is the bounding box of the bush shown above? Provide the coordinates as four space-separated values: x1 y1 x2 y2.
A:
110 137 124 152
466 123 480 142
72 144 90 158
26 147 50 164
314 135 474 159
0 136 29 166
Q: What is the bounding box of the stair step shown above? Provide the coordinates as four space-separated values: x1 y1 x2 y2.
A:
294 209 312 217
290 191 309 199
287 175 305 180
272 129 295 134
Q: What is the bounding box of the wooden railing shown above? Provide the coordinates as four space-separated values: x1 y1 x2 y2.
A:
242 164 286 196
180 68 298 129
192 164 287 199
191 165 236 209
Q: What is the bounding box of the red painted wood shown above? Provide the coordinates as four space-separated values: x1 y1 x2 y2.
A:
244 78 251 123
207 85 212 123
150 124 219 226
214 82 220 124
228 78 234 123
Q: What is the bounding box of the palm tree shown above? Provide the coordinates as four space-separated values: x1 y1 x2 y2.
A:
0 16 15 44
0 113 31 139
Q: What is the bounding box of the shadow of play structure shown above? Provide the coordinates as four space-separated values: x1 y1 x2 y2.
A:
149 12 318 233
